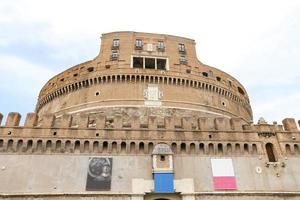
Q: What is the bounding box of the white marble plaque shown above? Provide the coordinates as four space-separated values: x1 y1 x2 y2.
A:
144 84 162 106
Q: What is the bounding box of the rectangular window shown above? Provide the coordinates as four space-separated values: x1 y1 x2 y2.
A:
133 57 143 68
178 43 185 53
179 56 187 64
111 51 118 61
135 39 143 49
113 39 119 47
157 41 165 51
145 58 155 69
157 59 166 70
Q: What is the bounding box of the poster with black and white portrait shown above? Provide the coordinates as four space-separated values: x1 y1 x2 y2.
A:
85 157 113 191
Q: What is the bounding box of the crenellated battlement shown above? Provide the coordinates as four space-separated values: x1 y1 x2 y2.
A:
0 112 299 133
0 112 300 158
1 112 299 157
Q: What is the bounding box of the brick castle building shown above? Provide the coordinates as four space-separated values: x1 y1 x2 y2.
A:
0 31 299 200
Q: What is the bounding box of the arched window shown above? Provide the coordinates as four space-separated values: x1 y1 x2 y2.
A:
27 140 33 152
139 142 144 153
148 142 154 153
235 143 241 154
190 143 195 154
56 140 61 152
227 143 232 154
130 142 136 154
84 141 90 153
266 143 276 162
7 139 14 152
171 143 177 153
180 143 186 153
102 141 108 153
252 144 258 154
93 141 99 153
112 141 117 153
217 143 223 155
199 143 204 154
208 143 214 155
16 140 23 152
244 143 249 154
45 140 52 151
294 144 299 155
65 140 71 153
37 140 43 152
74 140 80 153
121 142 126 153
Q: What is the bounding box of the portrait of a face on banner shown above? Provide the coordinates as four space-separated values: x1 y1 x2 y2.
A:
86 157 113 191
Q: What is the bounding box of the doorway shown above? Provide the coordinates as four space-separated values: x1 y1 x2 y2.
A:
144 193 181 200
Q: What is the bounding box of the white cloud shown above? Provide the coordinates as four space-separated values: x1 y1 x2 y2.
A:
253 92 300 124
0 0 300 124
0 55 56 97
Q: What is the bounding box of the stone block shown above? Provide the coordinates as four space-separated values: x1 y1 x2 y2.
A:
41 114 55 128
5 112 21 127
148 115 157 129
61 114 73 128
95 114 106 129
24 113 38 127
165 116 174 129
198 117 215 131
78 113 89 128
131 115 140 129
214 117 231 130
282 118 298 132
114 114 122 129
230 117 244 131
182 117 192 130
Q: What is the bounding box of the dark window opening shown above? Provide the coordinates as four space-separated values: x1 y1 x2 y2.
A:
229 80 232 86
238 87 245 95
112 39 119 49
179 43 185 53
157 59 166 70
181 143 186 153
73 73 78 77
179 56 187 64
87 67 94 72
60 78 64 82
95 91 100 96
160 155 165 161
266 143 276 162
145 58 155 69
135 39 143 49
111 51 118 61
186 69 191 73
216 76 221 81
133 57 143 68
157 41 165 51
202 72 208 77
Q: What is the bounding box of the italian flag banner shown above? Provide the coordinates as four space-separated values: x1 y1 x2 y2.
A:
211 158 237 190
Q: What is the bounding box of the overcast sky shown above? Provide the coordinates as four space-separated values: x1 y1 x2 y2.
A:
0 0 299 126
